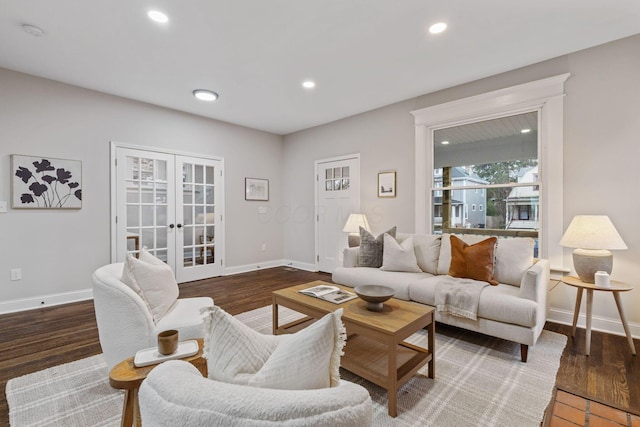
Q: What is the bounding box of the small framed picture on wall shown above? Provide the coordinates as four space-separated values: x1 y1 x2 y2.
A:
378 171 396 198
245 177 269 201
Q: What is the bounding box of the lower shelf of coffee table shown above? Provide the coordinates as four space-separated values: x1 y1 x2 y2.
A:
341 333 431 388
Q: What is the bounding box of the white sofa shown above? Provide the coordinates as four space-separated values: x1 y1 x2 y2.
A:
332 233 550 362
139 360 373 426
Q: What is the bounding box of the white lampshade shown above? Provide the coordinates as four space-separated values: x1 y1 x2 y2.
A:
343 214 370 233
559 215 627 250
560 215 626 283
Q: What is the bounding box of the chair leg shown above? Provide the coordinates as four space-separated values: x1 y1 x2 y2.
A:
520 344 528 362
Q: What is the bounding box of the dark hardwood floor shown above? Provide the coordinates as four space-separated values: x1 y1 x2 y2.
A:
1 266 639 426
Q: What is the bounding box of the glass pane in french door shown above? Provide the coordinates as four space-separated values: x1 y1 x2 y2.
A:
117 149 175 268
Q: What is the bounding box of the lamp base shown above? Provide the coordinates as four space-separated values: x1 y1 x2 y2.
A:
347 233 360 248
573 248 612 283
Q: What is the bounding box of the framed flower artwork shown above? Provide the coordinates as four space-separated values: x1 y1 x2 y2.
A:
11 155 82 209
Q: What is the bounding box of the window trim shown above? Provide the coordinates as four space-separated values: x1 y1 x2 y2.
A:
411 74 569 270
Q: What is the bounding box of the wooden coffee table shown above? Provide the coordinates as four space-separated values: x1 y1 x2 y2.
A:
109 339 207 427
273 281 435 417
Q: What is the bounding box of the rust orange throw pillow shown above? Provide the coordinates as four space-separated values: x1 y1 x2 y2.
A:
448 235 499 285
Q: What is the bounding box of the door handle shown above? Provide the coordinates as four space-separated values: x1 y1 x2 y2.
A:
176 223 183 228
169 224 175 229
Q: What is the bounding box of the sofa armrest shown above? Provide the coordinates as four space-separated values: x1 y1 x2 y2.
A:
519 259 550 304
342 247 359 268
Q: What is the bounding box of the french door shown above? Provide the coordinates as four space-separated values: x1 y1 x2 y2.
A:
112 146 224 282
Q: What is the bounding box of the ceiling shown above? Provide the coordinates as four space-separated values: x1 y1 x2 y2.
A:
1 1 640 135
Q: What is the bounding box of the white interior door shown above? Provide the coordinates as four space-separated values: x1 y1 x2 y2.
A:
316 155 360 273
175 155 223 282
113 146 224 282
115 148 176 269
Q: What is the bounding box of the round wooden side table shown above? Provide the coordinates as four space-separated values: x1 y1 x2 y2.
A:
562 276 637 357
109 338 207 427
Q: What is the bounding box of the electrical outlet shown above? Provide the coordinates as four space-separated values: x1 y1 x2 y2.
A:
261 243 267 251
10 268 22 281
258 206 268 214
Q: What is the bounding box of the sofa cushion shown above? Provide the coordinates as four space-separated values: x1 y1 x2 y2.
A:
494 238 535 286
437 233 488 275
409 276 538 327
381 234 421 273
121 254 179 322
332 267 431 300
449 235 498 285
396 233 441 274
204 306 345 390
358 226 396 268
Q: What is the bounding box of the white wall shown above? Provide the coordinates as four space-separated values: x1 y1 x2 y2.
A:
283 34 640 337
0 68 284 312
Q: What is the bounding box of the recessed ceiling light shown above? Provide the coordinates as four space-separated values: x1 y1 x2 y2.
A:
521 128 532 134
302 81 316 89
148 10 169 23
193 89 219 101
441 140 450 145
429 22 447 34
21 24 45 37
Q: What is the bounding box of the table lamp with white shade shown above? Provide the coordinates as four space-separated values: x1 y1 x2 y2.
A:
559 215 627 283
343 213 370 247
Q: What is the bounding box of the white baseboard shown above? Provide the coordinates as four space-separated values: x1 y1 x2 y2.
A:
0 289 94 315
283 260 318 272
0 260 319 315
223 259 319 275
547 307 640 339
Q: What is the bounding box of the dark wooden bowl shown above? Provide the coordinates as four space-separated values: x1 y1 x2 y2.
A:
354 285 395 311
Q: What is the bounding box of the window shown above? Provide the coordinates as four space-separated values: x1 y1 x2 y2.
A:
432 112 539 238
480 204 484 211
412 73 568 264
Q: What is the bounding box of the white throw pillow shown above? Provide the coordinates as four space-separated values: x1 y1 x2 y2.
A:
121 254 179 322
203 306 345 390
381 234 422 273
494 238 535 286
203 306 279 385
411 234 442 274
139 246 167 266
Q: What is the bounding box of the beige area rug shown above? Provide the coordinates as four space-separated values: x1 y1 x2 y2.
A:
6 305 566 426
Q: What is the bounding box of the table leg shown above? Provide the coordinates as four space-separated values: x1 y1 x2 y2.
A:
133 388 142 427
612 292 637 355
272 300 279 335
387 337 398 417
571 287 583 338
585 289 593 356
121 389 135 427
427 316 435 379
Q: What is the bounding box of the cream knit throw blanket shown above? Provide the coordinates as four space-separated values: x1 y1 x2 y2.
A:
435 276 489 320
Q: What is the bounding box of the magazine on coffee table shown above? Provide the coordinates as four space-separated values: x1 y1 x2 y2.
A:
299 284 357 304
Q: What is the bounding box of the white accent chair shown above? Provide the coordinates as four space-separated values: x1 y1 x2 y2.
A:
139 360 373 427
92 263 213 370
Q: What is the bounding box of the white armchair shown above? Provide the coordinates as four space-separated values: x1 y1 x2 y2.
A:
139 360 373 426
92 263 213 370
